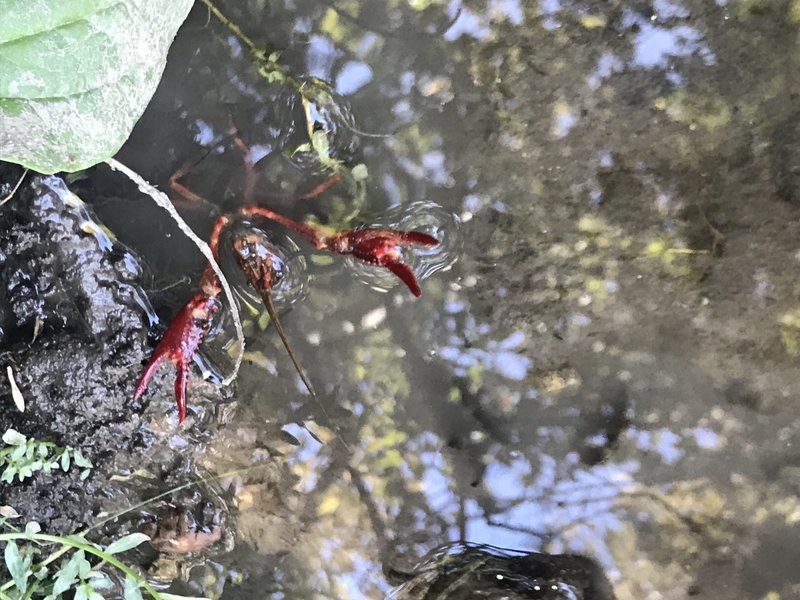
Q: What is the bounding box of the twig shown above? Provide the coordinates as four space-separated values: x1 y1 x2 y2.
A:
106 158 244 387
199 0 267 60
0 168 28 207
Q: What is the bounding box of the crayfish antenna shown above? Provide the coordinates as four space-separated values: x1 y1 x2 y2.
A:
260 289 317 397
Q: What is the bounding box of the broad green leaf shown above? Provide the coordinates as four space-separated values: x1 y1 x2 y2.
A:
75 550 92 579
123 575 144 600
105 532 150 555
4 541 29 593
52 551 81 596
0 0 194 173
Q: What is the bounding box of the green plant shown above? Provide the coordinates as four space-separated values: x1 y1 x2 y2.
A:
1 430 93 485
0 0 194 173
0 521 199 600
1 465 260 599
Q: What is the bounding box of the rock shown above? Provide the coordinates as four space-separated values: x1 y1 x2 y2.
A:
388 542 616 599
0 168 155 532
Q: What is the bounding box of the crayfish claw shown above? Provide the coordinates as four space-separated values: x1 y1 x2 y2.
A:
334 228 439 297
174 364 189 424
134 354 166 402
386 261 422 297
398 231 439 248
133 293 219 423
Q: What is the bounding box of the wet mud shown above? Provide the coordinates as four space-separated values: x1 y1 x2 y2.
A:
0 166 225 535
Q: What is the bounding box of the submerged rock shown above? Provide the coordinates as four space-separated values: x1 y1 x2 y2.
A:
388 543 616 600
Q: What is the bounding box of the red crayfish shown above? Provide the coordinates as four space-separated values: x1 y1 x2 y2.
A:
134 163 439 423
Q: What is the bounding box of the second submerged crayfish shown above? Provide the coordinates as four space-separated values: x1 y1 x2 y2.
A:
133 182 439 423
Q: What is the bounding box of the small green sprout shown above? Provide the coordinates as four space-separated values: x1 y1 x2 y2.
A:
1 429 93 484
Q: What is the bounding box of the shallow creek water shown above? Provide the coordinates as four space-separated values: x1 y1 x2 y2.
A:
23 0 800 598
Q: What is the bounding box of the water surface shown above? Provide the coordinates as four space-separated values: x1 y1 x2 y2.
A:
95 1 800 597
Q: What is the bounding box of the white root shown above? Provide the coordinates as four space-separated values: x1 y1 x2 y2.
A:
106 158 244 387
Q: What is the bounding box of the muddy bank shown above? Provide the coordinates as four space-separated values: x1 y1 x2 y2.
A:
0 166 222 534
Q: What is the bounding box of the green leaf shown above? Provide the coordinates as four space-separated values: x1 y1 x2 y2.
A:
61 450 71 472
18 464 34 480
52 551 81 595
75 584 89 600
0 0 195 173
10 445 27 461
123 575 144 600
0 505 20 519
75 551 92 579
4 541 29 594
89 572 114 590
351 163 369 181
73 451 92 469
2 466 16 483
310 129 331 162
24 521 41 535
105 533 150 555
